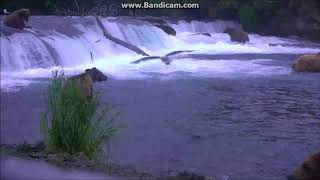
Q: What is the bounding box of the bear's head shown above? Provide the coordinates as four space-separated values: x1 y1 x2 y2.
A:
287 152 320 180
85 67 107 82
223 27 233 34
18 9 31 22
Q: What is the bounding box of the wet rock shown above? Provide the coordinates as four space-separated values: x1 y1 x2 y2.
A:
103 163 151 178
224 27 249 43
136 16 176 36
192 33 211 37
46 152 97 169
73 152 95 168
292 54 320 72
154 24 176 36
33 141 46 152
29 151 48 159
162 171 213 180
1 144 155 179
47 153 73 167
16 141 45 153
2 144 215 180
0 25 24 36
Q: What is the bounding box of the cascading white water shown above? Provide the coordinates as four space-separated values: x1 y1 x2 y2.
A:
0 16 173 72
0 33 55 70
102 17 171 51
1 16 320 91
169 19 241 34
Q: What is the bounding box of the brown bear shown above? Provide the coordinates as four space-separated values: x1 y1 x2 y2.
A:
67 67 107 98
287 152 320 180
292 54 320 73
4 8 31 30
223 27 249 43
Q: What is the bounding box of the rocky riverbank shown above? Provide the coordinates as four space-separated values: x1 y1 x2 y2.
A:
0 143 213 180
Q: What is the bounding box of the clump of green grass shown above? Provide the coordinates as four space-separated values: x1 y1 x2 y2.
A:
41 70 117 159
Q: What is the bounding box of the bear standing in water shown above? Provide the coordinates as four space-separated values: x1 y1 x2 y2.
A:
3 8 31 29
67 67 108 98
224 27 249 43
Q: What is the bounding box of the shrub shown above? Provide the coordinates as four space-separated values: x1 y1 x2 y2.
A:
41 70 117 159
238 4 258 31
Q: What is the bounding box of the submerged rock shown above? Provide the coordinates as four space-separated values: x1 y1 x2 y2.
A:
292 54 320 72
224 27 249 43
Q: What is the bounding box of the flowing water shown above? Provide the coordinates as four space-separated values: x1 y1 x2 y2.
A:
1 16 320 180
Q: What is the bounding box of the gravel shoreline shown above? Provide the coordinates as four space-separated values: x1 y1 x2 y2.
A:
0 144 213 180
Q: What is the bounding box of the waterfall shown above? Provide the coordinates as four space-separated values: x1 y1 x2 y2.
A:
0 16 245 72
1 16 319 92
0 16 171 71
0 33 56 70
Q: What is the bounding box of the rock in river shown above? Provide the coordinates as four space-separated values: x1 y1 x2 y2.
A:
292 54 320 72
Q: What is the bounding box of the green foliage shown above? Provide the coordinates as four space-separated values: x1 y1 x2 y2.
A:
212 0 281 31
41 70 118 159
2 0 314 32
238 4 258 31
220 0 237 8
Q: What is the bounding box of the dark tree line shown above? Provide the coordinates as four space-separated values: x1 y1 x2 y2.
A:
1 0 319 31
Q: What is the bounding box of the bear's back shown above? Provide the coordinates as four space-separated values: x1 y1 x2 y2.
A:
68 73 94 97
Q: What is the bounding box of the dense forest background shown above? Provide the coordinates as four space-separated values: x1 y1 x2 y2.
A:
1 0 319 40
